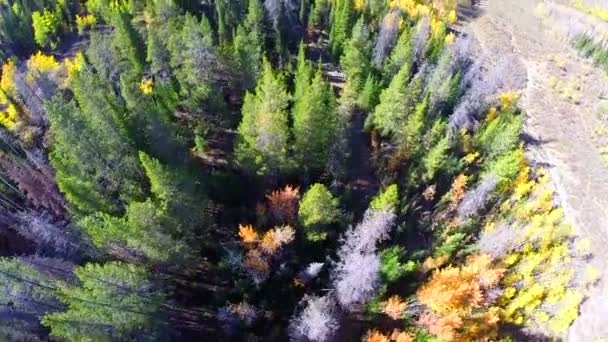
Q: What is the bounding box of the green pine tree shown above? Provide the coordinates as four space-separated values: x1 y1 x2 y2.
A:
298 183 340 241
236 60 291 174
329 0 354 58
42 262 163 341
293 67 338 172
233 0 265 89
340 17 371 110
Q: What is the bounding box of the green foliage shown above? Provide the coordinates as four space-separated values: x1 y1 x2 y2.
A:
340 17 371 109
329 0 355 58
293 67 338 172
475 111 524 161
399 94 429 155
233 0 265 89
380 246 417 283
384 26 412 80
112 10 146 74
47 72 145 215
368 62 421 136
422 136 451 182
370 184 399 212
42 262 163 341
236 60 291 174
574 34 608 73
359 74 381 112
434 233 466 258
310 0 330 29
32 8 60 48
299 183 340 227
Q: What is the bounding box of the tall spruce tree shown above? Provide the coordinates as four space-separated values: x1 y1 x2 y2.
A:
293 66 338 172
329 0 354 58
233 0 266 89
236 59 290 174
340 17 371 110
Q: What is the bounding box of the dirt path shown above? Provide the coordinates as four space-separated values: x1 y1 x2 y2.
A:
464 0 608 340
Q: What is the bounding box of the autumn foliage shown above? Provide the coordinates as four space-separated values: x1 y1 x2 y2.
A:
265 185 300 224
417 254 505 341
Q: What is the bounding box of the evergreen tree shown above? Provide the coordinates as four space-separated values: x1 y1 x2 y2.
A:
359 73 381 112
383 26 413 81
340 17 371 110
233 0 266 89
236 60 290 174
168 14 223 111
48 70 145 216
298 183 340 241
42 262 163 341
293 67 338 172
329 0 354 58
368 64 423 137
309 0 330 30
112 10 146 75
215 0 246 44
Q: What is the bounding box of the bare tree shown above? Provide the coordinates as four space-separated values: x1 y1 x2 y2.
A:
289 295 339 342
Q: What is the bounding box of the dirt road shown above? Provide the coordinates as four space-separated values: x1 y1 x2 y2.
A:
464 0 608 340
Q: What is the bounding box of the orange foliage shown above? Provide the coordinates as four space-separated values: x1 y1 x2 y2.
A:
238 224 258 243
382 295 407 319
390 330 414 342
422 255 448 272
418 266 483 314
266 185 300 224
261 230 280 254
449 174 468 209
366 329 389 342
417 254 505 341
418 312 462 341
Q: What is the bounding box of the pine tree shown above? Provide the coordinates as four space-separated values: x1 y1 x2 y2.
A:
215 0 246 44
329 0 354 58
383 25 412 81
309 0 330 29
236 60 291 174
368 62 421 137
293 67 338 172
298 183 339 241
42 262 164 341
48 70 145 216
233 0 266 89
340 17 371 110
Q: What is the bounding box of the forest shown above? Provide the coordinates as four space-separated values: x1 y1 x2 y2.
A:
0 0 599 341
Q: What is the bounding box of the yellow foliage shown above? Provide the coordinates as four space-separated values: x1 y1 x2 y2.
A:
65 52 85 79
139 78 154 95
29 51 60 74
447 9 457 24
382 295 407 319
76 14 97 33
586 264 601 283
499 90 519 110
354 0 367 11
422 254 448 271
449 174 468 209
0 103 19 129
238 224 258 242
486 107 498 123
462 151 480 164
444 32 455 44
0 60 16 93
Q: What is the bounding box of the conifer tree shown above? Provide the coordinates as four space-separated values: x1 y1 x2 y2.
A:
42 262 163 341
309 0 330 29
293 67 338 172
340 17 371 110
48 70 145 216
383 25 413 81
233 0 266 89
236 60 290 174
368 64 422 137
329 0 354 58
